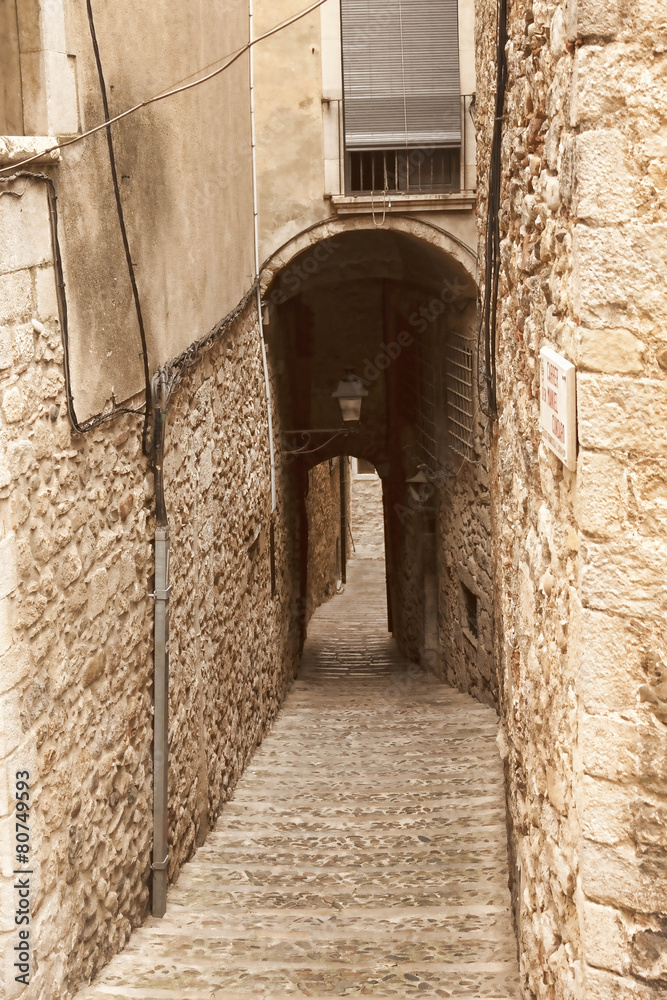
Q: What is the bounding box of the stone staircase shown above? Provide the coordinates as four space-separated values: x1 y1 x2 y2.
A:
76 560 520 999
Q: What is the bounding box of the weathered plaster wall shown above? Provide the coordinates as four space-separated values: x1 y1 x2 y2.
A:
475 0 667 996
253 0 326 260
52 0 255 417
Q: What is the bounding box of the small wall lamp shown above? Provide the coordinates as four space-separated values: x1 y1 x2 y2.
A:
284 370 368 456
331 371 368 424
406 466 433 504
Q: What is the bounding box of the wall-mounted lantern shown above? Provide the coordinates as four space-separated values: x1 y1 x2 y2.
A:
284 370 367 456
406 466 433 504
331 371 368 424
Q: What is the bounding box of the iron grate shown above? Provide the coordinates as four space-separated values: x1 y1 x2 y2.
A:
446 335 475 463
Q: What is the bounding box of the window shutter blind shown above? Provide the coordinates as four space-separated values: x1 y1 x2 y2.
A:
340 0 461 150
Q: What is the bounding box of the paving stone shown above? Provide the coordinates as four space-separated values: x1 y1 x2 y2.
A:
75 561 519 999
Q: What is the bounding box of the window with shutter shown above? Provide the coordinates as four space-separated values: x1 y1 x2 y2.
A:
340 0 461 152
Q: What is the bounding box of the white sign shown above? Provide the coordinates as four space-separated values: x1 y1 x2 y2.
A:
539 347 577 471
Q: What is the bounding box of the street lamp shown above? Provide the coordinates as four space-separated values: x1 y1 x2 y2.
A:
331 371 368 424
283 370 368 455
406 466 433 504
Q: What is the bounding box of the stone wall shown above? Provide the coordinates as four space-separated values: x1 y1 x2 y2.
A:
0 175 154 999
437 421 496 709
475 0 667 996
0 178 341 999
162 298 302 878
387 308 496 705
349 467 384 560
305 458 343 620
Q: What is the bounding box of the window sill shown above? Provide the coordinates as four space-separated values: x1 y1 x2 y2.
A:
0 136 61 167
328 191 476 215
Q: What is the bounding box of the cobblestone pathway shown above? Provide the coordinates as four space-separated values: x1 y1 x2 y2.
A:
78 561 520 999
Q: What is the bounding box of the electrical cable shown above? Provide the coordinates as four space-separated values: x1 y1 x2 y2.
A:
478 0 507 420
0 170 145 432
86 0 152 454
0 0 330 176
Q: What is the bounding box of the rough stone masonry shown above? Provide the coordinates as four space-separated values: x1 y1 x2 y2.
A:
475 0 667 997
0 175 343 999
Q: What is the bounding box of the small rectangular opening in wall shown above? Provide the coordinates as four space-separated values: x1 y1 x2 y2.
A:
356 458 376 475
462 583 478 639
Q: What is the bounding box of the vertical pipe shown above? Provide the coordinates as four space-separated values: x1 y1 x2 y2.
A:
250 0 277 512
151 387 170 917
152 524 170 917
339 455 347 584
460 93 466 193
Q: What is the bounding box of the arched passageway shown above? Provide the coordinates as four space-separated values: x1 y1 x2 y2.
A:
265 226 496 705
74 226 520 1000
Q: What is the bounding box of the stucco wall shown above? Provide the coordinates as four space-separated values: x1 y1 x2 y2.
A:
475 1 667 997
54 0 256 418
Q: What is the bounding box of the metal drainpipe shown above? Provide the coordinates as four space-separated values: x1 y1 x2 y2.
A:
340 456 347 584
151 374 170 917
249 0 277 514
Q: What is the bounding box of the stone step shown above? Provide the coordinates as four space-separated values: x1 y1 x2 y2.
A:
74 561 519 1000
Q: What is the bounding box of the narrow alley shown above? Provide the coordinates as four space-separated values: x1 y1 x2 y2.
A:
76 562 519 999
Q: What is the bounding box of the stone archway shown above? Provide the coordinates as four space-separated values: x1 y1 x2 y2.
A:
259 215 478 301
260 223 495 709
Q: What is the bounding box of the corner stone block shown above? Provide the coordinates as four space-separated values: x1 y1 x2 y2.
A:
0 643 29 698
574 606 645 714
572 225 667 329
575 451 624 537
565 0 621 41
0 690 21 761
581 838 667 914
578 375 667 455
581 711 667 790
576 327 645 375
0 599 12 658
34 266 58 321
0 180 52 276
580 536 667 617
585 967 667 999
575 130 636 224
582 899 630 975
0 270 32 325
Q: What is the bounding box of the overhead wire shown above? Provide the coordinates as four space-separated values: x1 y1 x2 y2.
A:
1 0 329 440
86 0 152 453
478 0 508 419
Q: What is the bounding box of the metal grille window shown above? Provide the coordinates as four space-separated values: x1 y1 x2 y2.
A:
446 335 475 462
412 322 442 476
340 0 461 152
347 147 459 194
